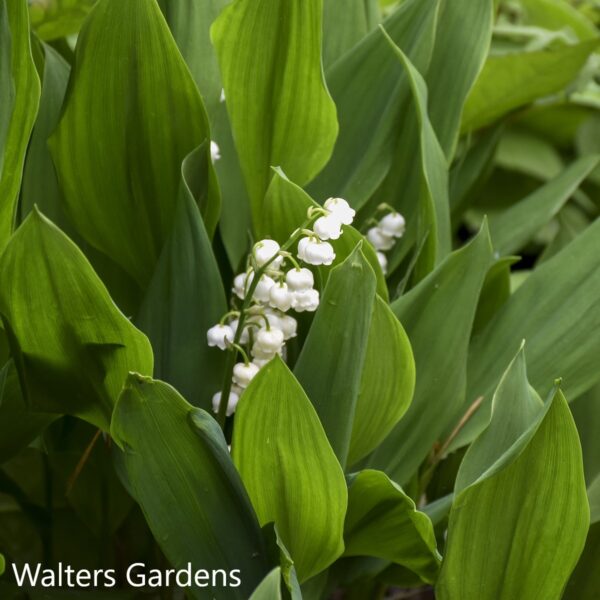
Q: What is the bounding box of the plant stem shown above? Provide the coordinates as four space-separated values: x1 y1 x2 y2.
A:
216 218 314 428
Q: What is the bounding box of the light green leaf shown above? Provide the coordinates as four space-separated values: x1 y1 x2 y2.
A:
0 210 153 431
344 470 441 584
0 0 40 253
111 375 271 600
50 0 219 288
437 386 589 600
462 39 600 131
233 357 347 582
425 0 493 158
366 223 494 484
489 154 600 255
29 0 97 40
249 568 282 600
308 0 440 208
322 0 380 68
211 0 338 228
295 246 377 467
348 296 415 467
136 151 227 411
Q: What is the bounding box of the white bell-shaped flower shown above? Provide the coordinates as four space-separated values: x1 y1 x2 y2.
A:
376 251 388 274
254 239 283 268
298 237 335 266
233 272 251 299
269 282 294 312
278 314 298 339
313 214 343 241
210 141 221 163
367 227 395 251
254 328 285 355
292 288 320 312
252 357 272 368
253 275 276 303
379 212 406 238
285 267 314 291
212 389 239 417
233 362 260 388
324 197 355 225
206 324 234 350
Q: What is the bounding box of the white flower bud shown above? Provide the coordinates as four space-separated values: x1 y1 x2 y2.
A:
206 324 234 350
269 282 294 312
212 390 239 417
292 288 320 312
253 275 275 303
233 362 260 388
313 214 343 241
286 267 314 291
379 212 406 238
252 357 272 368
367 227 395 251
220 88 226 103
376 251 388 274
254 239 283 268
303 239 335 266
297 237 310 262
233 272 252 299
278 314 298 339
324 197 355 225
254 328 285 354
210 141 221 163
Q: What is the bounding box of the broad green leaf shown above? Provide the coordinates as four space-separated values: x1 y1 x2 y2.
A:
249 568 282 600
136 149 227 411
462 39 600 131
437 387 589 600
457 217 600 450
21 42 70 227
381 31 451 278
425 0 493 158
111 375 271 599
0 0 40 253
0 361 56 463
308 0 440 209
570 383 600 486
295 247 377 467
366 224 494 483
211 0 338 227
489 155 600 255
344 470 441 584
29 0 97 40
50 0 219 288
322 0 380 68
233 358 347 582
347 296 415 466
0 210 153 431
262 169 388 299
564 521 600 600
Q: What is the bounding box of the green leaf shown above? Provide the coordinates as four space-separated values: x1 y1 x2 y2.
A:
344 470 441 584
570 383 600 486
233 357 347 582
136 150 227 411
111 375 271 599
425 0 493 158
437 385 589 600
0 210 153 431
211 0 338 228
0 0 40 253
347 296 415 467
458 217 600 450
308 0 440 209
29 0 97 40
489 155 600 255
295 246 377 467
564 521 600 600
366 223 494 483
249 568 282 600
0 360 56 463
462 39 600 131
21 42 70 227
49 0 219 288
322 0 379 68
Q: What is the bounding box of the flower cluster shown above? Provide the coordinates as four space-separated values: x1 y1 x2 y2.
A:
207 198 355 418
366 209 406 274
